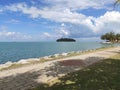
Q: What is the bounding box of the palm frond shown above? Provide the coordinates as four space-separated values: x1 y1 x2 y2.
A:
114 0 120 6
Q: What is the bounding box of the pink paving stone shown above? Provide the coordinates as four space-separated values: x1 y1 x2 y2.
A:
59 60 86 66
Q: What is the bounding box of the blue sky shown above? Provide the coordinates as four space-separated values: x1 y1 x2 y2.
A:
0 0 120 41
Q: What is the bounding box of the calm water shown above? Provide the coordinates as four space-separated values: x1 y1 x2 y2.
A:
0 42 114 64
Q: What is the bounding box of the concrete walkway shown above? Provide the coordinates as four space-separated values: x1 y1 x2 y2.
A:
0 46 120 90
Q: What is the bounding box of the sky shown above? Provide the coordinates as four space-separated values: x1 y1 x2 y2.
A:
0 0 120 41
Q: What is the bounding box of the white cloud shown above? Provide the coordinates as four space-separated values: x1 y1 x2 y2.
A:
43 32 51 37
56 29 69 37
0 26 8 31
40 32 60 40
60 29 69 36
0 9 3 13
93 11 120 34
4 3 41 18
1 0 114 20
1 1 117 24
0 1 120 40
3 4 88 24
40 11 120 39
44 0 114 10
0 26 32 41
6 19 20 24
61 23 65 27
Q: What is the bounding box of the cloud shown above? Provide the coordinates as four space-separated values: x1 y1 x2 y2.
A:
54 23 95 38
1 0 114 19
2 0 112 12
44 0 114 10
0 1 120 40
1 1 117 24
2 4 92 24
3 2 118 24
3 3 38 18
43 32 51 37
0 26 32 41
6 19 20 24
93 11 120 34
0 9 3 13
0 26 8 31
41 11 120 39
55 24 70 37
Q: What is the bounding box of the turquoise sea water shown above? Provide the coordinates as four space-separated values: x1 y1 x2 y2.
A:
0 42 114 64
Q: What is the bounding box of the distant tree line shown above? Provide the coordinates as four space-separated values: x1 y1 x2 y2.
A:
101 0 120 43
101 32 120 43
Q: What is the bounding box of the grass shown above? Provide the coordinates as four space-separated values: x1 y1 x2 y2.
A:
32 54 120 90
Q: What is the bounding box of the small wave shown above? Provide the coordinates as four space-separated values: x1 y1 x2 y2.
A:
0 48 100 70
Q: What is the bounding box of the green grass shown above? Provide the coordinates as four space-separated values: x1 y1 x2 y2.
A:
33 54 120 90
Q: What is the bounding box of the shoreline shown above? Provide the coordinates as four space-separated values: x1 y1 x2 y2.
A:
0 46 118 71
0 46 119 71
0 46 119 90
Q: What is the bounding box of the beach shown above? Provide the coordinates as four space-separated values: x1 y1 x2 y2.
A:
1 0 120 89
0 46 120 90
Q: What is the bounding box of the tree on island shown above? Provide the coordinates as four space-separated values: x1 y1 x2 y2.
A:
101 32 120 43
56 38 76 42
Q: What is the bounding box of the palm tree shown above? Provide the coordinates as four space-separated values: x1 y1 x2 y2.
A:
116 33 120 42
109 32 116 42
101 33 110 42
101 32 117 43
101 34 106 40
114 0 120 6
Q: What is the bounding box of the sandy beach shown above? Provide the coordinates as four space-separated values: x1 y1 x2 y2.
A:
0 46 120 90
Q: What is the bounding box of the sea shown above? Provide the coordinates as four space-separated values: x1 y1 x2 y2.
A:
0 42 117 64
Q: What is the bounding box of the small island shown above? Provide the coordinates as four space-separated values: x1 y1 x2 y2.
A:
56 38 76 42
